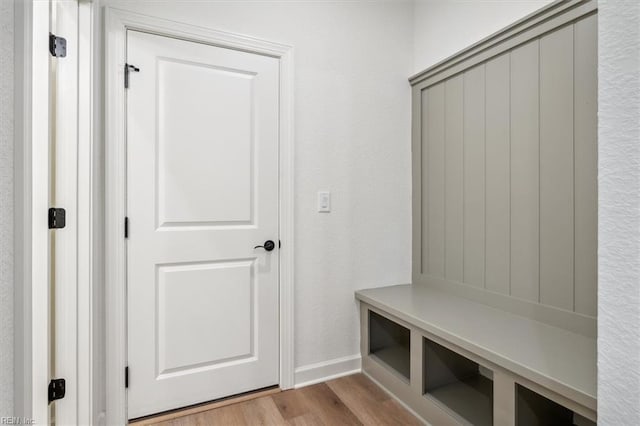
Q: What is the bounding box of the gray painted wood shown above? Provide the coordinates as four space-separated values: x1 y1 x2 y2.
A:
510 40 540 304
539 25 575 311
426 84 446 278
359 292 597 425
409 329 423 396
493 370 516 426
356 285 597 412
411 10 597 321
463 65 486 288
361 305 457 425
573 14 598 317
485 53 511 296
426 276 595 338
371 4 599 425
412 86 423 278
420 92 429 275
444 76 464 283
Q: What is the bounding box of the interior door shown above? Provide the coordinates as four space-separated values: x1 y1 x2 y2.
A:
126 30 280 419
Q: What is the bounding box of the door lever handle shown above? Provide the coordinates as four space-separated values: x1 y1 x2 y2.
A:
254 240 276 252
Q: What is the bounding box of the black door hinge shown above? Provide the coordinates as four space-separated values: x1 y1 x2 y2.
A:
124 63 140 89
279 240 281 249
49 33 67 57
125 366 129 388
48 208 66 229
124 217 129 239
48 378 66 403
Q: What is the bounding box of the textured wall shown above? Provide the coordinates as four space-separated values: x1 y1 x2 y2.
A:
0 0 14 417
598 0 640 423
412 0 553 73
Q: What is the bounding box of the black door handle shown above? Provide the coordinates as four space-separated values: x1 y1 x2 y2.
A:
254 240 276 252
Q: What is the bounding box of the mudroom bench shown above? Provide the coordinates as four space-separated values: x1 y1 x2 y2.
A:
356 284 596 426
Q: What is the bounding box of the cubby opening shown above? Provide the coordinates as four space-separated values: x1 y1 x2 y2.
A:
423 338 493 426
368 310 411 380
516 384 596 426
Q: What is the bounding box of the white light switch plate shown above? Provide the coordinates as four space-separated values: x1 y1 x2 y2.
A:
317 191 331 212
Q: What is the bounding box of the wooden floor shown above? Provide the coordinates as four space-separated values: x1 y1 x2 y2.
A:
131 374 422 426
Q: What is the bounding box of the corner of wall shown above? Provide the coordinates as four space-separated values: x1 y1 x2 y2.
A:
598 0 640 423
1 0 15 417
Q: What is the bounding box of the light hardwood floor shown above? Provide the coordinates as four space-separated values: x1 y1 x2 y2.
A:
131 374 422 425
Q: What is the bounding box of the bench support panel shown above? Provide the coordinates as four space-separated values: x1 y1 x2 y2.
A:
359 302 597 425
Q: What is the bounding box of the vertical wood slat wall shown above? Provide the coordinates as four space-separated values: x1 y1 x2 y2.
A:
416 13 597 317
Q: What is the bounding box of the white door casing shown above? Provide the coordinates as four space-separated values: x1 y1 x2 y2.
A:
105 10 294 423
126 30 280 418
52 1 80 425
13 0 54 422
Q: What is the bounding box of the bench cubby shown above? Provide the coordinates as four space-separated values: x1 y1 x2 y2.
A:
369 310 411 381
516 384 596 426
424 338 493 425
357 284 596 425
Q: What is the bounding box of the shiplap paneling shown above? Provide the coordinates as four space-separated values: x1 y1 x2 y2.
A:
539 25 575 311
414 14 597 319
485 53 511 296
444 76 464 282
510 40 540 303
463 65 486 288
573 14 598 317
426 84 446 278
420 92 429 274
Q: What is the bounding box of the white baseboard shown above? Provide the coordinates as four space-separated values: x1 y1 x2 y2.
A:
294 354 362 388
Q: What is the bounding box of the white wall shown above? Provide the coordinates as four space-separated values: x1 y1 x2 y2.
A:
598 0 640 423
97 0 414 383
0 0 14 417
412 0 553 73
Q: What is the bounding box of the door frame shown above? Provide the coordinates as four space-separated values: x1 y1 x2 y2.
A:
13 0 52 423
104 8 295 424
15 1 85 422
52 1 80 425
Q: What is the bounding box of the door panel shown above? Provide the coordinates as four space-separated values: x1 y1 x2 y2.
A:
157 59 255 226
126 30 279 419
157 260 254 374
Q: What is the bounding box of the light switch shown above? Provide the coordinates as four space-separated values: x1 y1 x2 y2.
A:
317 191 331 212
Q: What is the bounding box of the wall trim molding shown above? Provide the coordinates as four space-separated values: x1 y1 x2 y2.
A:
294 355 362 388
104 8 295 424
13 1 50 422
409 0 597 88
77 1 98 424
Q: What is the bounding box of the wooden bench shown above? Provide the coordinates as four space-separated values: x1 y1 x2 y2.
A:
356 284 596 425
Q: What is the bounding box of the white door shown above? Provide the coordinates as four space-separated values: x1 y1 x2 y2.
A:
126 30 280 419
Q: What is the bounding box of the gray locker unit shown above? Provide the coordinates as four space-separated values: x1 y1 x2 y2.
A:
358 0 598 424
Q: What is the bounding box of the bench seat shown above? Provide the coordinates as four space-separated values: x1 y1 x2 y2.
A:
355 284 596 413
